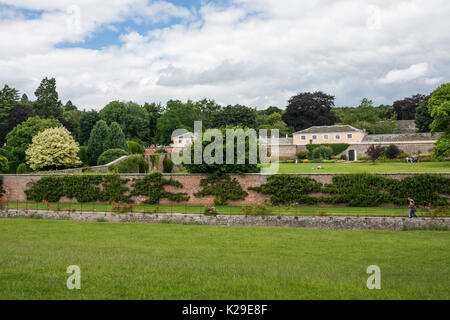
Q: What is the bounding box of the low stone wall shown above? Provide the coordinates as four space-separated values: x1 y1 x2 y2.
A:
1 210 449 231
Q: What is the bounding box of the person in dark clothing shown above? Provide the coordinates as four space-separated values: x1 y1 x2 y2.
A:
408 197 419 218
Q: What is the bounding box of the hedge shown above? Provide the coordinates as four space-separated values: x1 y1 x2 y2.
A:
97 149 129 165
0 176 4 197
306 143 350 156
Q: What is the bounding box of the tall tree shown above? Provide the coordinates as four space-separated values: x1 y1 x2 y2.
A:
0 84 20 125
3 117 61 171
415 95 433 133
26 127 81 170
156 100 197 145
87 120 110 165
211 104 257 129
143 102 163 145
194 99 222 129
33 77 63 119
107 122 128 151
428 83 450 157
392 94 425 120
79 110 100 146
0 104 33 146
259 112 290 136
282 91 338 131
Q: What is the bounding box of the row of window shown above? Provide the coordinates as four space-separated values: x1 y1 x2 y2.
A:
300 133 353 141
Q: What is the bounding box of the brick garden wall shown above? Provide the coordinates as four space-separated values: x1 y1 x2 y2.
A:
3 173 449 206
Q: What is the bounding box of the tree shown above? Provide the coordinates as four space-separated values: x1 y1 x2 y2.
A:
194 99 222 129
367 145 384 164
183 127 260 174
428 83 450 158
282 91 338 131
100 101 150 143
97 148 129 165
259 112 290 136
211 104 257 129
25 127 81 170
415 95 433 133
384 144 402 159
144 102 163 144
79 110 100 146
4 117 61 171
0 154 8 173
392 94 425 120
107 122 128 151
156 100 197 145
312 146 333 160
0 104 33 146
87 120 110 165
64 100 77 112
33 77 63 119
0 84 20 125
20 94 32 105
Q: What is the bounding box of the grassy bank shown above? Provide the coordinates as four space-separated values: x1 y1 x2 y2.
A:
6 201 444 216
0 219 448 299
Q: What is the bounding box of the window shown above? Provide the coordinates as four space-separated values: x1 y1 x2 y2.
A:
179 139 182 144
301 136 306 140
335 134 341 140
323 135 329 140
347 134 353 139
312 135 317 140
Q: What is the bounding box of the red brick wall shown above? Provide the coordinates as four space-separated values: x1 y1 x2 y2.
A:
2 173 449 205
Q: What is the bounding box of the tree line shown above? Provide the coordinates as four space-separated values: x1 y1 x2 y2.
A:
0 77 448 173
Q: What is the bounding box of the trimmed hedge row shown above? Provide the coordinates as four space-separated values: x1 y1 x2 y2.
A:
306 143 350 156
250 174 450 207
0 176 4 197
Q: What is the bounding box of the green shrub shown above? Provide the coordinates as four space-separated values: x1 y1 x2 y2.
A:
16 163 28 174
127 141 145 154
163 157 174 173
249 175 322 205
109 155 148 173
130 172 189 204
24 176 64 202
297 152 310 160
195 174 248 205
241 205 272 216
24 174 130 203
306 143 350 156
97 149 129 165
312 146 333 160
78 146 89 165
385 144 402 159
203 206 218 216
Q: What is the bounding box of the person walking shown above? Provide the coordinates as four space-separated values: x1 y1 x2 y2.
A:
408 197 419 218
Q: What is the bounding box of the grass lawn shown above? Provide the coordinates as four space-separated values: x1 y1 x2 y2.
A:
0 219 448 299
7 201 445 217
260 161 450 174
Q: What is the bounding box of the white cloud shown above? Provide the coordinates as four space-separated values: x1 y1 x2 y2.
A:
378 63 429 84
0 0 449 110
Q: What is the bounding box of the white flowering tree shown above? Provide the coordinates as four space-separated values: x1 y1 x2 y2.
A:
26 127 82 170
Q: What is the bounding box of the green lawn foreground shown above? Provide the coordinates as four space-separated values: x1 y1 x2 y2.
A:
7 201 442 217
0 219 448 300
261 161 450 174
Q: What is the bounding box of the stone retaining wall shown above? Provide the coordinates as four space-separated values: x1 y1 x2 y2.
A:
1 210 449 231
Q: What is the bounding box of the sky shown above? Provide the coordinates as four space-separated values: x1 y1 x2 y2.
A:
0 0 449 110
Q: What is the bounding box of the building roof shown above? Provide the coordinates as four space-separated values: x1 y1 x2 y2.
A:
294 125 364 134
172 131 194 139
362 132 440 143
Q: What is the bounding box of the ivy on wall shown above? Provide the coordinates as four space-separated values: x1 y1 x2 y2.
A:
250 174 450 207
25 174 130 203
195 174 248 205
249 175 322 205
130 172 189 204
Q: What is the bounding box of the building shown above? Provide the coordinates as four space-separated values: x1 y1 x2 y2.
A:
267 124 439 161
293 125 367 145
171 131 195 149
